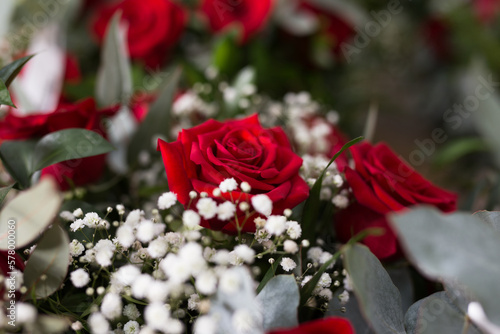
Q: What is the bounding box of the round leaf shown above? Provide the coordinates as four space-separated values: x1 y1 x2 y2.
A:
0 177 62 249
23 224 70 299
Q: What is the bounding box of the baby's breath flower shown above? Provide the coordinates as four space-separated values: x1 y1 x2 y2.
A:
123 320 140 334
73 208 83 218
251 194 273 217
283 240 299 254
219 178 238 192
217 201 236 221
280 257 297 272
101 293 122 320
60 211 75 221
196 198 217 220
188 294 200 311
183 210 201 229
194 315 217 334
332 194 349 209
265 215 287 236
70 268 90 288
88 312 110 334
69 239 85 257
339 290 350 305
240 181 251 193
157 192 177 210
286 220 302 239
123 304 140 320
195 271 217 295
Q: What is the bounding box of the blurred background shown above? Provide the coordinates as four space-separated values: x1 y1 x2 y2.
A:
2 0 500 211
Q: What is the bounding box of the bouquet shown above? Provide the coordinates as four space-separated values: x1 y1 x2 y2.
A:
0 1 499 334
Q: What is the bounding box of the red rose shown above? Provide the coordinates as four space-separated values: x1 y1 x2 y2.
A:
267 317 354 334
335 142 457 259
158 114 309 233
0 251 25 300
474 0 500 23
200 0 274 42
298 1 355 56
92 0 187 68
0 98 118 190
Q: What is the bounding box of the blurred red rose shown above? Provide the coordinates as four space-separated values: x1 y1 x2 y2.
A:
421 17 452 62
267 317 355 334
92 0 187 68
474 0 500 23
298 1 354 56
0 98 118 190
335 142 457 259
200 0 274 42
158 114 309 233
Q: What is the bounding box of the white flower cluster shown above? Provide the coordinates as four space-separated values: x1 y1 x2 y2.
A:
172 90 216 118
301 154 349 204
69 211 109 232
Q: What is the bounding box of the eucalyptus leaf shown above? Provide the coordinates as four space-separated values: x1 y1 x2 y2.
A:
128 67 181 165
256 275 299 331
95 11 132 107
404 292 480 334
343 243 405 334
0 177 62 250
472 210 500 232
0 140 36 189
0 78 15 107
32 128 115 171
0 55 34 87
23 224 70 299
327 291 375 334
390 206 500 326
256 255 282 294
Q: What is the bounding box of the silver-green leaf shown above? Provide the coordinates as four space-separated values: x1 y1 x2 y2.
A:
342 243 405 334
23 224 70 299
0 177 62 250
390 206 500 326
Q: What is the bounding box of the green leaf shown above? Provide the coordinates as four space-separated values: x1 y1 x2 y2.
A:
404 292 480 334
327 291 375 334
23 224 70 299
0 184 13 206
95 11 132 107
301 136 363 242
256 255 283 294
390 206 500 326
256 275 299 331
0 177 62 250
0 78 15 107
0 55 34 87
342 243 405 334
127 67 181 165
212 30 242 76
0 140 36 189
433 138 487 167
32 128 115 171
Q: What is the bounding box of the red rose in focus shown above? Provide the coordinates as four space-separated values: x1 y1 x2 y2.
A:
335 142 457 259
267 317 354 334
0 251 25 299
158 114 309 233
200 0 274 42
298 1 355 56
92 0 187 68
0 98 118 190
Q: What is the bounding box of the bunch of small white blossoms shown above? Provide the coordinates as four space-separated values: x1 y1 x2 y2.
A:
50 177 351 333
300 154 350 207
